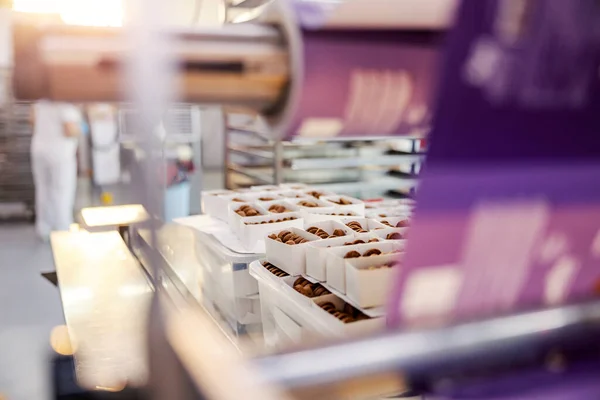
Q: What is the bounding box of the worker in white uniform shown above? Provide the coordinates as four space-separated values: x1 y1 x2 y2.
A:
30 100 82 240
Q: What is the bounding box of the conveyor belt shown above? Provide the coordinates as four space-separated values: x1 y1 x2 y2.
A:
51 230 154 390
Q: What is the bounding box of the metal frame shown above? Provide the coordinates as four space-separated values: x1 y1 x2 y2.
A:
224 113 424 197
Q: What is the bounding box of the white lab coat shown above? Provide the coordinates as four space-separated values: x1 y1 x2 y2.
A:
31 101 81 238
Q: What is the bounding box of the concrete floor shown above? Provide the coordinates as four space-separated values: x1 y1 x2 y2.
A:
0 224 64 400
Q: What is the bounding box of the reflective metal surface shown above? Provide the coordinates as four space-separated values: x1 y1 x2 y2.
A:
12 19 289 111
51 231 154 390
80 204 149 228
254 299 600 391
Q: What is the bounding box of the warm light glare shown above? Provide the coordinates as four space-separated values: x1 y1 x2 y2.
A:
13 0 123 27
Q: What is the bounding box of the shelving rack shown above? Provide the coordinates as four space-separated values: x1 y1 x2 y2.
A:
225 113 426 199
0 68 35 218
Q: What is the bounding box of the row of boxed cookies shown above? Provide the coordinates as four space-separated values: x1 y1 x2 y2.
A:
202 183 366 222
227 197 368 250
250 259 383 340
365 198 415 219
264 217 408 309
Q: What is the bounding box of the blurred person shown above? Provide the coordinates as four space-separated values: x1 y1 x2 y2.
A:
30 100 83 240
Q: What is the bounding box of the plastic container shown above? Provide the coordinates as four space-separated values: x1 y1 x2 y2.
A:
249 260 383 348
192 228 263 339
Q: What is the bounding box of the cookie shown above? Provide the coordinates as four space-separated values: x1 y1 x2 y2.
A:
344 250 361 259
364 249 382 257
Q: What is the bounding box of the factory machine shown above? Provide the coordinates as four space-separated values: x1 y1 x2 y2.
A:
12 0 600 399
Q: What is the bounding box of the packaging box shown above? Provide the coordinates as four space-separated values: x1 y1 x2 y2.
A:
228 202 270 234
301 189 335 200
321 195 366 216
326 241 405 293
279 183 310 190
366 207 413 219
311 294 384 336
265 227 321 275
241 192 285 203
280 275 332 306
339 217 388 233
250 185 280 191
371 227 409 241
371 216 411 229
288 197 336 213
200 190 236 220
275 190 311 200
304 209 362 223
304 220 355 238
239 212 304 251
258 200 301 215
305 236 350 281
345 253 402 308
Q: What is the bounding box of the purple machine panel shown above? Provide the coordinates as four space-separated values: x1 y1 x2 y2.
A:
382 0 600 398
284 2 442 139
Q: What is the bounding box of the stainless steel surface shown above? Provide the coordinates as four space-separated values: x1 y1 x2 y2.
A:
80 204 149 228
254 299 600 390
50 230 154 390
12 20 289 111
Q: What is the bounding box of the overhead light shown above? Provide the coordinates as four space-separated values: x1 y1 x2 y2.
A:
13 0 123 27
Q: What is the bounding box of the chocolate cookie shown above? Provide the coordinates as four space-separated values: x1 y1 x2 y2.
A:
363 249 382 257
344 250 361 259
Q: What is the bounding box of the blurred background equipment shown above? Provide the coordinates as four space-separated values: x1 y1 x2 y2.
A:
5 0 600 400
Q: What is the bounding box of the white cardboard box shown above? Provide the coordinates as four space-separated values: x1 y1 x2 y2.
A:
366 207 413 219
371 216 411 228
326 241 404 294
258 200 301 215
228 202 270 234
339 217 388 233
280 275 332 306
239 212 304 250
276 190 310 200
311 294 384 336
265 227 321 275
201 190 236 220
279 183 309 190
321 195 366 216
305 236 349 281
250 185 280 191
345 253 402 308
302 189 335 199
371 227 409 241
288 197 336 213
304 209 362 223
304 220 355 238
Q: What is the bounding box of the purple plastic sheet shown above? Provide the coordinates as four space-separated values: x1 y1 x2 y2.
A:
286 29 441 139
384 0 600 397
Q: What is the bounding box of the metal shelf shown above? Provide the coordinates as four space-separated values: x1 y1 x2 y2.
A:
225 114 424 197
290 154 425 170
